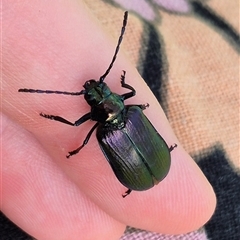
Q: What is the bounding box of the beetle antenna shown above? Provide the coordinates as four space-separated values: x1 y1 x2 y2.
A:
99 11 128 83
18 88 85 95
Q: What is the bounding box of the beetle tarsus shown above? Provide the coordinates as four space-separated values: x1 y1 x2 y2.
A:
122 189 132 198
66 139 89 158
40 112 51 119
140 103 149 110
66 147 83 158
120 70 126 82
66 140 89 158
169 143 177 152
120 71 136 100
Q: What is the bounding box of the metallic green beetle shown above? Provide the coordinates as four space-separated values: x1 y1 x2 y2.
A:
18 11 177 197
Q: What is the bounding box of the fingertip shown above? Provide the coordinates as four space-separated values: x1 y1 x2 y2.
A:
160 147 217 234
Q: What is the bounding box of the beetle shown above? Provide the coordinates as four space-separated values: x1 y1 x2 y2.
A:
18 11 177 197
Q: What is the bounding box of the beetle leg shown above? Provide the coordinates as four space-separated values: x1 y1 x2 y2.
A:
139 103 149 110
120 70 136 100
122 188 132 198
169 143 177 152
67 122 99 158
74 112 92 126
40 112 91 126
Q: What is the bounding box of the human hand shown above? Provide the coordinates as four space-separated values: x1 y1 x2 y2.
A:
2 0 216 239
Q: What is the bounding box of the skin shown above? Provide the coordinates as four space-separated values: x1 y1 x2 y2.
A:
2 0 216 239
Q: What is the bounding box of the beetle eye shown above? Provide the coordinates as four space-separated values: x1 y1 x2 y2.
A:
84 80 96 89
85 81 91 87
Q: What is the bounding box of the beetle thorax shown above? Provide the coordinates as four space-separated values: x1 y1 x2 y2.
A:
90 93 125 124
83 80 125 125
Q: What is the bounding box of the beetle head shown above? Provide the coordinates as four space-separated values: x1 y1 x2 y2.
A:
83 80 112 106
